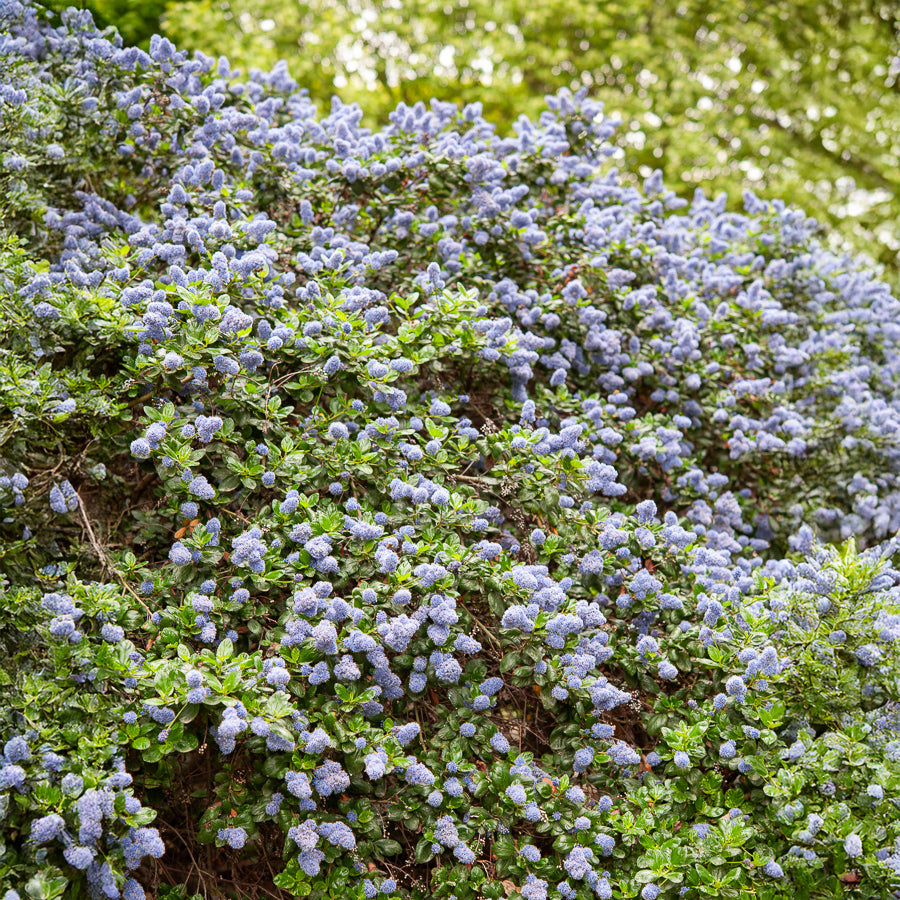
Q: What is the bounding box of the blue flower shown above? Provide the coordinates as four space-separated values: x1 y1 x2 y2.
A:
442 777 463 797
573 747 594 772
844 834 863 858
168 542 192 566
63 845 94 869
763 860 784 878
505 784 527 805
30 814 65 843
594 833 615 855
433 815 460 848
286 771 312 798
61 773 84 794
3 737 29 763
162 351 183 371
520 875 548 900
563 846 593 880
100 623 125 643
318 821 356 849
298 848 326 876
404 762 435 786
394 723 420 746
130 438 151 459
726 675 747 700
217 826 247 849
364 751 387 780
490 732 510 753
477 540 502 560
658 660 678 680
313 760 350 796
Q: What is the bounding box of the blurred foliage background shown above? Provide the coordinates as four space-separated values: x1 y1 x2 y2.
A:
36 0 900 281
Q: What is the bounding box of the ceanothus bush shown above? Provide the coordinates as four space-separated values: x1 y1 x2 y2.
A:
1 2 900 899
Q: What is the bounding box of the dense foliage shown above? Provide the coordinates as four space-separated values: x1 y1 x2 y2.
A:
2 3 900 899
34 0 900 282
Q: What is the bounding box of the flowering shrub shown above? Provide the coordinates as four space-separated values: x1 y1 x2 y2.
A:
1 2 900 899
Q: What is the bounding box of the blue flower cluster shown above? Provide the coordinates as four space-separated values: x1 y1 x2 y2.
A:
5 2 900 898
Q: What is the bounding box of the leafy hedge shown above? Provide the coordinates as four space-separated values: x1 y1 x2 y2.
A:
2 3 900 899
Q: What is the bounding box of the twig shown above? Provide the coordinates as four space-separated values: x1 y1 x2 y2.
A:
135 469 158 496
77 494 152 615
262 844 284 899
458 600 502 652
77 496 111 576
164 819 206 890
519 692 526 754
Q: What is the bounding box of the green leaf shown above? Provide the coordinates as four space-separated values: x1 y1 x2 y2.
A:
24 871 68 900
266 692 293 718
493 835 516 859
269 722 294 745
415 838 435 863
375 839 403 856
334 683 353 703
130 806 158 826
142 746 164 764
